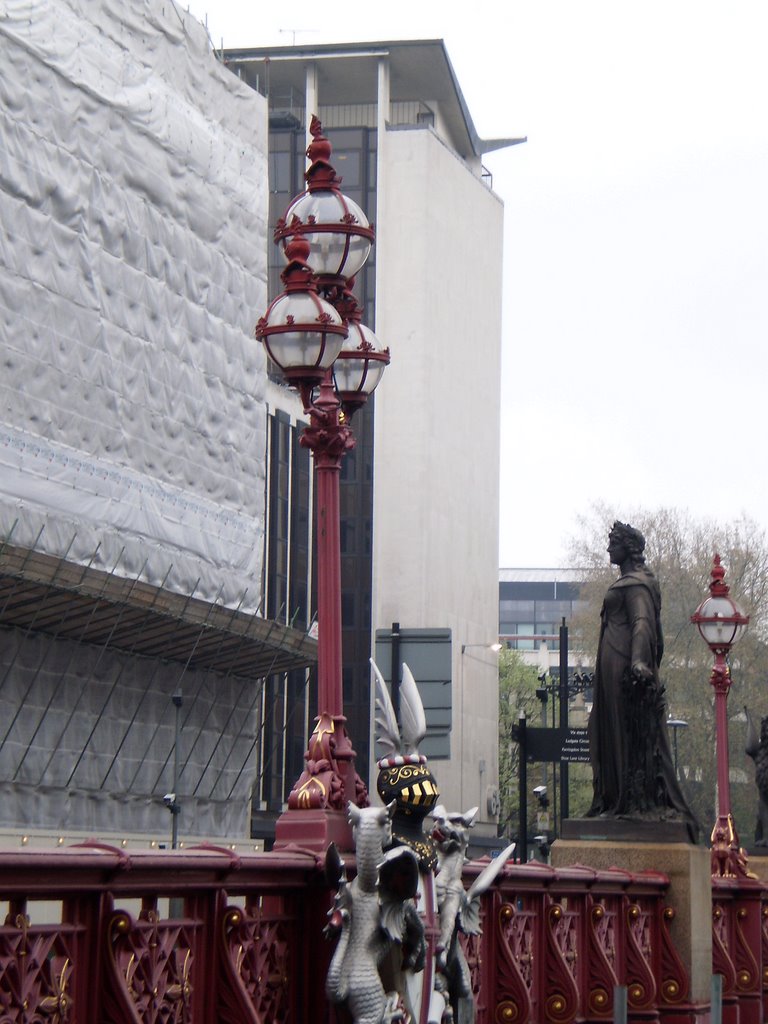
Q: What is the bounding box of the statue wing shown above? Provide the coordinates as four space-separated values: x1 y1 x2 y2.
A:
372 658 401 757
325 841 346 890
377 845 420 941
460 842 516 935
400 662 427 755
324 842 351 939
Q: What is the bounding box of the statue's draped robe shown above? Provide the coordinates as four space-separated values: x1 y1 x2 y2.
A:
587 568 695 830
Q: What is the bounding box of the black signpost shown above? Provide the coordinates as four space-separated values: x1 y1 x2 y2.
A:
559 619 570 819
510 623 593 854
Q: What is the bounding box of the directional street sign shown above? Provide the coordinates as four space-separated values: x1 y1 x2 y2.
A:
524 726 590 764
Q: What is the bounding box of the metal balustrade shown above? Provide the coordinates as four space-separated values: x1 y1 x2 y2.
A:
0 841 765 1022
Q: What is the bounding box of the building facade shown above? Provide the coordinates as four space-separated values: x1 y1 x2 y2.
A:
0 0 315 847
499 568 586 655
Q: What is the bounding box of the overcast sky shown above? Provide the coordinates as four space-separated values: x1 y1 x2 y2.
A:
183 1 768 568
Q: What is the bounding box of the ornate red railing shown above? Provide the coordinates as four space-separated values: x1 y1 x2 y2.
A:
0 842 325 1023
0 842 765 1023
463 860 698 1024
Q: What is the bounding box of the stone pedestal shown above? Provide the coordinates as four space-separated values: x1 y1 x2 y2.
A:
552 832 712 1006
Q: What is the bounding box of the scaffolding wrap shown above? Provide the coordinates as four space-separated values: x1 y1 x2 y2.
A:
0 0 269 612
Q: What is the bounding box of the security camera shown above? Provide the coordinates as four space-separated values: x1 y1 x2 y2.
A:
163 793 176 807
534 834 548 845
533 785 547 797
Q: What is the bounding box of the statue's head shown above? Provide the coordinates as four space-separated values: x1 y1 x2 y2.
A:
376 756 440 820
608 521 646 567
376 756 440 870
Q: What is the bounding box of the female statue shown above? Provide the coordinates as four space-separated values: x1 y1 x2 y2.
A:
587 521 696 833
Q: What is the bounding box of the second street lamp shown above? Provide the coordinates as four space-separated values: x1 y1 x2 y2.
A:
691 554 750 877
256 117 390 852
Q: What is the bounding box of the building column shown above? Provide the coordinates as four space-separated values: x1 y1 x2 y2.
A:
305 61 318 150
375 56 390 331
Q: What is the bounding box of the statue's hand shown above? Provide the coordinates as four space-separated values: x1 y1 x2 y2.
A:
631 661 654 684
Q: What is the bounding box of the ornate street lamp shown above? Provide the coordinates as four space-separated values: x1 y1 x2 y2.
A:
256 117 390 852
691 554 751 877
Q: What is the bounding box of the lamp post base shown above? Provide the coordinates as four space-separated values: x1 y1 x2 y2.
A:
272 711 368 854
273 807 353 854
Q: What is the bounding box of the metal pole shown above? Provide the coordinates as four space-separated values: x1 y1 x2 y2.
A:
711 974 723 1024
517 711 528 863
614 985 628 1024
559 617 569 823
391 621 401 725
312 376 345 720
171 689 182 849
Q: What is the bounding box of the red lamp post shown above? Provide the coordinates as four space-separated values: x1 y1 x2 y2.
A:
256 117 389 852
691 554 751 877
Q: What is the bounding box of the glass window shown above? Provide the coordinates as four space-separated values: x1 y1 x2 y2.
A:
334 150 361 188
500 600 535 617
341 591 356 627
534 600 573 622
516 624 535 651
340 519 356 554
270 150 291 187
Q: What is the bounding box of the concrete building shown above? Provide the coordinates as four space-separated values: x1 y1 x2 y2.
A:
228 41 522 841
499 568 587 657
499 567 591 719
0 0 314 847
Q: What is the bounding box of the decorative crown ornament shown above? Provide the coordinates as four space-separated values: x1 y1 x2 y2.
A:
372 659 440 870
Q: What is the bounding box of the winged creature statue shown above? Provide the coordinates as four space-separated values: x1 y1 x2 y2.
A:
324 659 514 1024
431 805 515 1023
325 801 423 1024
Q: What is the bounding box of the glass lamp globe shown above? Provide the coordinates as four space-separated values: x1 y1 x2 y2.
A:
274 116 374 282
255 237 347 388
279 190 373 281
333 294 390 413
691 555 749 652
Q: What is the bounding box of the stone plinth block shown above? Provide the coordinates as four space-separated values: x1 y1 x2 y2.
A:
552 834 711 1005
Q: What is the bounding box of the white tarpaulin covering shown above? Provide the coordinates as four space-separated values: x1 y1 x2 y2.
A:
0 0 269 611
0 623 262 837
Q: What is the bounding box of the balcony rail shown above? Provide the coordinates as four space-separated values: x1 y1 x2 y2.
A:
0 841 764 1022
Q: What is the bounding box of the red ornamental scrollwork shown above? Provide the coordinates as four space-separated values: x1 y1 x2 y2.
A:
300 418 355 463
219 901 295 1024
586 898 619 1018
494 898 532 1024
658 905 690 1006
542 902 580 1023
623 902 657 1011
459 929 484 1008
732 902 760 993
712 902 738 994
0 912 75 1022
105 909 194 1024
